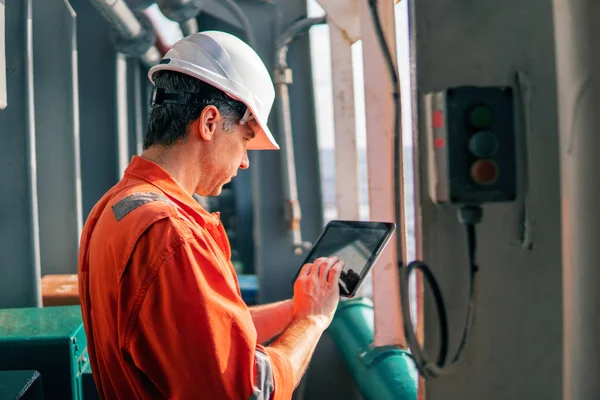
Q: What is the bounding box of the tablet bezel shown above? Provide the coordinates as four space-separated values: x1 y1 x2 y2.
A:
293 220 396 298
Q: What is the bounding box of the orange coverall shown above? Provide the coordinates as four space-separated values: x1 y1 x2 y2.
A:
78 156 293 399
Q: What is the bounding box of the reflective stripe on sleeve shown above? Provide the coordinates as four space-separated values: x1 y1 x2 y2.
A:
112 192 175 222
249 348 275 400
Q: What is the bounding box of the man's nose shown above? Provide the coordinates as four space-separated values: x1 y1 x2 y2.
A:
240 152 250 169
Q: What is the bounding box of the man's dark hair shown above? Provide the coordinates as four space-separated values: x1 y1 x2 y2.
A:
144 70 246 149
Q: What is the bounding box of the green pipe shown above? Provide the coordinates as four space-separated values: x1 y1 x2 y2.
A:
326 297 418 400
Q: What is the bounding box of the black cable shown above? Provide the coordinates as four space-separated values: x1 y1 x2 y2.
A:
366 0 403 280
451 206 481 365
402 259 450 367
366 0 482 378
400 206 481 378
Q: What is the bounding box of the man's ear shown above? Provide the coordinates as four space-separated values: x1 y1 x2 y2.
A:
196 105 221 141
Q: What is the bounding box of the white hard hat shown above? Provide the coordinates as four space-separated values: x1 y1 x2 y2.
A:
148 31 279 150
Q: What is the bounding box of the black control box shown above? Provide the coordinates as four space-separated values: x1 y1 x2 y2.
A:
424 86 517 204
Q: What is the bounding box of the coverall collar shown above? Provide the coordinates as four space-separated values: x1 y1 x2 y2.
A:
123 155 221 228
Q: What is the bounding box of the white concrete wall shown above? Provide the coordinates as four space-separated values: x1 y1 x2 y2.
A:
409 1 562 398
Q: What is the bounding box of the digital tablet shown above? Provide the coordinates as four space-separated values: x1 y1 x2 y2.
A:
292 220 396 298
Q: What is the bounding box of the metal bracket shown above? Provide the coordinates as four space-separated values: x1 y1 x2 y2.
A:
514 70 534 250
274 67 293 85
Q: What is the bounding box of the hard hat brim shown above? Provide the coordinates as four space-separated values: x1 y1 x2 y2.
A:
149 60 280 151
246 121 280 151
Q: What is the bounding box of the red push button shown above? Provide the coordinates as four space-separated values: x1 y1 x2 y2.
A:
470 159 499 185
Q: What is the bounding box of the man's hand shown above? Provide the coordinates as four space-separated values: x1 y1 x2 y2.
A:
269 256 344 389
292 257 345 329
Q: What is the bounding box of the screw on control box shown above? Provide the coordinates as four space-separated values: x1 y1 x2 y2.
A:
424 86 517 204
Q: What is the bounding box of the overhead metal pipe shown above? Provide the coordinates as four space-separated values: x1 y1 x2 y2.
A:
122 1 178 56
155 0 202 37
90 0 143 38
88 0 161 66
220 0 256 48
553 1 600 399
123 0 155 11
274 16 326 255
275 17 326 68
179 17 198 36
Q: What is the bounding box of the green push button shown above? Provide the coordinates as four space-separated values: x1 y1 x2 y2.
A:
468 131 499 157
469 106 493 129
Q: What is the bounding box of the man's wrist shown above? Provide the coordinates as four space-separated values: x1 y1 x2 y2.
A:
291 314 328 332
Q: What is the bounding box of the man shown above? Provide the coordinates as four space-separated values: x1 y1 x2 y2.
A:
78 31 344 400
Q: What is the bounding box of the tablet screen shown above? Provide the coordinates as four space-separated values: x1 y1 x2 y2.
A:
301 221 395 296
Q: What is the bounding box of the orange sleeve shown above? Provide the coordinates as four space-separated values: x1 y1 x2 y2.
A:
128 229 293 400
259 346 294 399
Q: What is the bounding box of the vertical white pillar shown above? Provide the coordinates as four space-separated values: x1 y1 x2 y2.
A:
554 1 600 398
359 0 405 347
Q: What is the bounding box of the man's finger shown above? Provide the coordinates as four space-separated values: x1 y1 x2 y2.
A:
311 257 327 276
327 261 344 284
300 263 313 277
319 257 339 281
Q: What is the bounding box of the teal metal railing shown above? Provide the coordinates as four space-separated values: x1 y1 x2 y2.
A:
327 297 418 400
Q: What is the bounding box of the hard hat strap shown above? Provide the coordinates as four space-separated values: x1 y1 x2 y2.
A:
150 88 208 107
151 87 251 125
239 108 253 125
